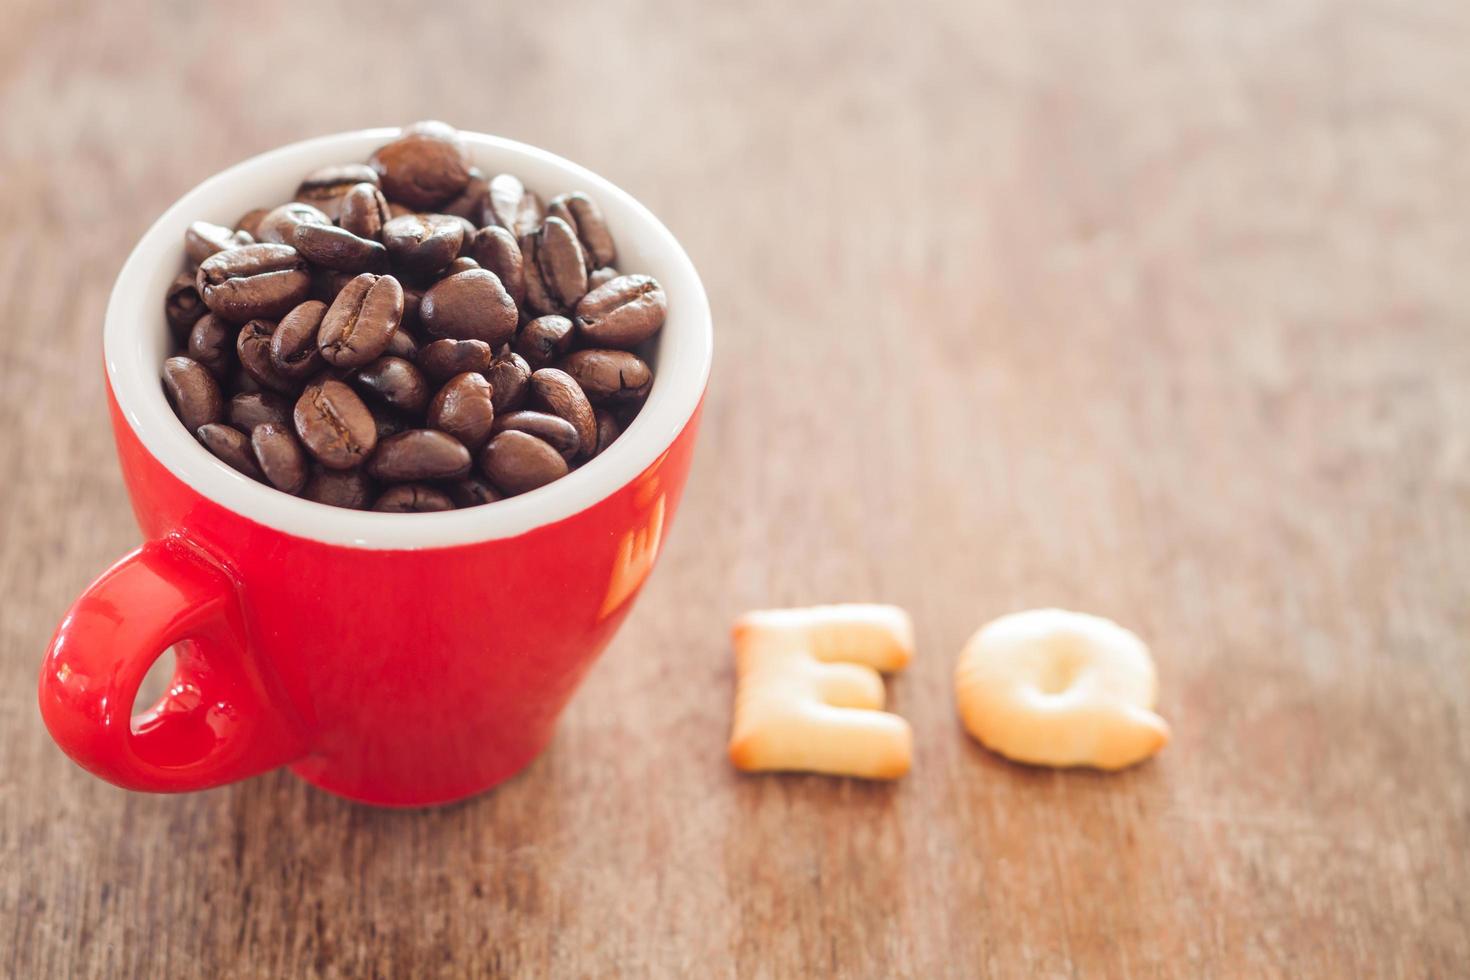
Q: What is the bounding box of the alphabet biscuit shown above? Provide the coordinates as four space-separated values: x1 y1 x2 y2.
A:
729 604 914 780
955 608 1170 770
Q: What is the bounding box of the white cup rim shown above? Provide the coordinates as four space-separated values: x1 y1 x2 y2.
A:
106 128 712 550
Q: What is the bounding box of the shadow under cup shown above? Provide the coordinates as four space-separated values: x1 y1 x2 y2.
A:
39 129 712 807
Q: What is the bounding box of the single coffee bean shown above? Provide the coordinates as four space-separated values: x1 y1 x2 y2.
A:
536 216 588 310
303 465 375 509
228 391 292 432
338 183 390 242
185 221 253 267
270 300 328 383
418 338 494 382
386 328 419 360
352 355 429 415
370 124 472 209
196 243 311 323
480 430 569 495
165 271 207 341
529 368 597 459
444 256 479 275
197 423 265 479
514 315 574 369
162 356 223 432
575 274 667 349
485 350 531 413
250 422 308 493
372 483 456 512
382 213 464 275
292 222 388 273
235 208 270 240
492 410 581 461
467 226 524 308
319 273 404 368
295 163 379 220
256 202 331 245
594 409 622 455
235 320 297 394
187 313 235 378
587 265 620 290
419 269 517 346
440 167 489 223
518 233 560 316
367 429 472 482
547 191 616 268
559 348 653 405
487 173 544 237
443 476 501 507
427 372 495 450
294 379 378 469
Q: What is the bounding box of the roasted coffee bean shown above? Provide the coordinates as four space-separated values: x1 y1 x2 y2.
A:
372 483 455 512
529 368 597 459
418 338 494 382
162 356 223 432
257 202 331 245
419 269 517 346
518 233 559 316
293 379 377 469
487 173 544 237
235 208 270 240
536 216 588 310
485 350 531 412
319 273 403 368
594 409 621 455
250 422 308 493
401 282 425 331
386 328 419 360
587 265 620 290
467 226 524 307
339 182 392 240
165 272 207 341
440 167 489 223
185 221 253 267
492 410 581 461
450 215 479 255
559 348 653 405
197 423 265 479
370 124 472 209
196 243 311 323
382 213 464 275
228 391 292 432
575 274 667 349
353 355 429 415
235 320 297 394
443 476 501 507
292 222 388 273
444 256 479 275
187 313 235 377
270 300 327 382
547 192 615 268
303 465 375 509
515 315 575 369
427 372 495 450
295 163 379 220
367 429 472 482
480 430 568 495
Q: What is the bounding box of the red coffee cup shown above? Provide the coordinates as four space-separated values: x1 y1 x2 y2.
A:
38 129 712 807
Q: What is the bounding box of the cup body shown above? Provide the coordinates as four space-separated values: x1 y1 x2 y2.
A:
39 129 712 806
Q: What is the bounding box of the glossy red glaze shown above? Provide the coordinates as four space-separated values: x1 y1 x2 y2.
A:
39 382 702 807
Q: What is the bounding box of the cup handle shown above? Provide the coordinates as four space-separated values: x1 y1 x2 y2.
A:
39 537 308 792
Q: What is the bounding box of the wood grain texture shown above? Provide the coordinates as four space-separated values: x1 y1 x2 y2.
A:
2 0 1469 976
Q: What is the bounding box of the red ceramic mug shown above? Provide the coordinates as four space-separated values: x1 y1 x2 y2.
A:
38 129 712 807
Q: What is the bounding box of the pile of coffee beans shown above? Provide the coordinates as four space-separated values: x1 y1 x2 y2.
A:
161 122 666 512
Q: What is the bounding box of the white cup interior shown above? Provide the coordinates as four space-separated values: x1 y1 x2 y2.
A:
106 128 712 549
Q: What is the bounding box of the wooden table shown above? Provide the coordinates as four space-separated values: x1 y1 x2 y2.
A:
2 1 1467 975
